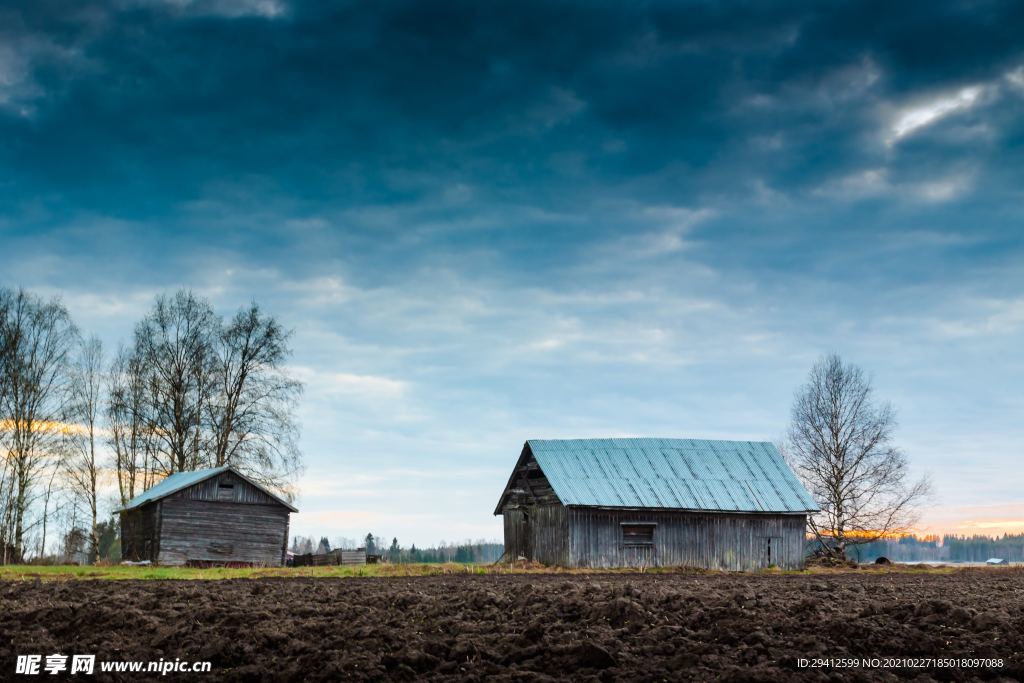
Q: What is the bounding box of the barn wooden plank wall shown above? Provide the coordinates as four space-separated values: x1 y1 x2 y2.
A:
567 508 807 570
158 499 289 566
504 505 806 570
503 506 568 565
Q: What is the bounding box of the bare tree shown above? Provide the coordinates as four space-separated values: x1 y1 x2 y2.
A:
787 354 931 559
107 345 154 506
208 302 302 490
133 291 217 474
37 444 66 560
65 335 104 563
0 291 11 405
0 290 13 561
126 291 303 496
0 288 78 561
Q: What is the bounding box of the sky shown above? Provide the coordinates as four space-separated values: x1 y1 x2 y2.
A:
1 0 1023 546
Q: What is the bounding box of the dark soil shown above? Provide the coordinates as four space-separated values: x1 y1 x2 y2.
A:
2 568 1022 681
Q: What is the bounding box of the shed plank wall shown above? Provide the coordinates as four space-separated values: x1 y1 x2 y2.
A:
157 498 289 566
119 502 160 562
567 508 807 570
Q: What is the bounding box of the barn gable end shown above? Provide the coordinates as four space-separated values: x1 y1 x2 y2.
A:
495 444 568 564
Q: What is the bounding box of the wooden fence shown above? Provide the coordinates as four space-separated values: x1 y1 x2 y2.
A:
291 548 367 567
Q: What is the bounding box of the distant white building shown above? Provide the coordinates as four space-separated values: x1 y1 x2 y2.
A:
986 558 1008 565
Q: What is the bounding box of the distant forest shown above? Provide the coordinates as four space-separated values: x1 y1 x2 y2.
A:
835 535 1024 563
290 534 504 564
295 533 1024 566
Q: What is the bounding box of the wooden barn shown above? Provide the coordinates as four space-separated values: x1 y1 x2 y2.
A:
119 465 296 566
494 438 818 570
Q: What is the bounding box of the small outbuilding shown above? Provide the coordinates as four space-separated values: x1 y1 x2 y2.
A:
494 438 819 570
119 465 297 566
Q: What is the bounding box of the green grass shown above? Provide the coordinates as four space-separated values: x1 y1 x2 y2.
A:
0 562 499 581
0 561 657 581
1 561 1006 582
0 562 730 581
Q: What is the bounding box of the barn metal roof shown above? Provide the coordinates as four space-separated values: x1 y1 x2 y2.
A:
117 465 298 512
519 438 818 514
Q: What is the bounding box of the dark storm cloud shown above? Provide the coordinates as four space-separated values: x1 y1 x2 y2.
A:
3 0 1022 219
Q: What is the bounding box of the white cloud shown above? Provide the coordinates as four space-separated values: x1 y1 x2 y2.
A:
42 289 160 321
914 174 973 202
521 337 567 352
146 0 287 18
815 168 890 199
0 38 85 117
594 205 715 259
0 45 38 115
922 297 1024 339
279 275 350 307
1005 66 1024 91
289 366 408 398
887 85 984 145
814 167 974 203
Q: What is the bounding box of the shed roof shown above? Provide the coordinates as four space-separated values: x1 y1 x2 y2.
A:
496 438 818 514
118 465 298 512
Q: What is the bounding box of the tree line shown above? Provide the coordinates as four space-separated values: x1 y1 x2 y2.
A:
290 534 504 564
0 287 302 564
846 533 1024 564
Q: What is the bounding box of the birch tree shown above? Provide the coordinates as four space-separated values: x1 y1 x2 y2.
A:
107 345 153 505
0 291 12 561
0 288 78 561
208 302 302 488
133 291 216 475
787 354 931 559
66 335 104 563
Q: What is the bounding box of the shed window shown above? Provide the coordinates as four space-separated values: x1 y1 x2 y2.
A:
621 523 655 545
217 482 235 501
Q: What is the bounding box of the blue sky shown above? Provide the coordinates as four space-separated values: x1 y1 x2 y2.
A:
2 0 1023 544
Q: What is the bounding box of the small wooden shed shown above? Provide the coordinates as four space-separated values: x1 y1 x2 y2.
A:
119 465 297 566
494 438 819 570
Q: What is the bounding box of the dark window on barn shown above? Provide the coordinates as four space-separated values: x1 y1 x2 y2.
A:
217 482 235 501
621 523 655 545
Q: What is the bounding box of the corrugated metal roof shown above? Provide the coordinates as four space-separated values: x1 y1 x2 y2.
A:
118 466 232 511
526 438 818 513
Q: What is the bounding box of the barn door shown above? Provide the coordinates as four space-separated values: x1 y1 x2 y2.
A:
622 523 657 568
623 544 655 567
763 536 783 567
520 511 532 560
